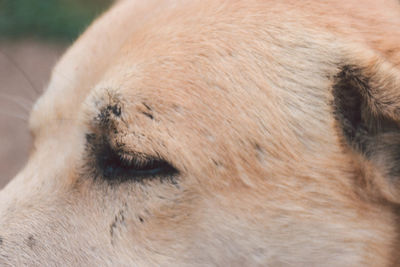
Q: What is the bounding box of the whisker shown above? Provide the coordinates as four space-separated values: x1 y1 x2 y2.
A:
0 50 40 98
0 110 28 122
0 93 33 113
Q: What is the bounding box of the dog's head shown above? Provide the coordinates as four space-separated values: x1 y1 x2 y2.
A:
1 0 400 265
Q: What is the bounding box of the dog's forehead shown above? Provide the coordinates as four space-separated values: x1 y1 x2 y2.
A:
28 0 400 140
30 0 338 142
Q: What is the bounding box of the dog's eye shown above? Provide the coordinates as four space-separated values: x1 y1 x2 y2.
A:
96 145 178 182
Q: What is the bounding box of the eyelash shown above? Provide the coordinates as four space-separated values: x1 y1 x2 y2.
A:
95 144 178 183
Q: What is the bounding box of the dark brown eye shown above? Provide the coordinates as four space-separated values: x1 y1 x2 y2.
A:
95 142 178 183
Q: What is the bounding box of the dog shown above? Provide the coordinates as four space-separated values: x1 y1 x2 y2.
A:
1 0 400 265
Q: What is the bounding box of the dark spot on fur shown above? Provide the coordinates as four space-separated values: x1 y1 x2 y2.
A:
85 133 96 143
110 221 117 238
253 142 266 163
0 236 3 246
26 235 36 249
211 159 225 170
96 105 121 126
211 159 220 166
119 210 125 222
253 143 263 153
142 111 154 120
138 216 144 223
141 103 154 120
385 48 396 56
97 109 110 125
142 102 152 111
111 105 121 117
110 209 126 243
172 104 185 115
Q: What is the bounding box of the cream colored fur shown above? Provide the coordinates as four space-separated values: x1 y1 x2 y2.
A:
1 0 400 266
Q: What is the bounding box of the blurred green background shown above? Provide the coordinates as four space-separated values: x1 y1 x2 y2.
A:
0 0 113 188
0 0 113 41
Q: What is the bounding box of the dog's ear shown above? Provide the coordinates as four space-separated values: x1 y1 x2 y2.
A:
333 51 400 204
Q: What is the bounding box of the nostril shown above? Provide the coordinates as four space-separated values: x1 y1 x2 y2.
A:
0 236 3 246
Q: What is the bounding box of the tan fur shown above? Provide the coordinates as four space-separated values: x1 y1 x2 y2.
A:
1 0 400 266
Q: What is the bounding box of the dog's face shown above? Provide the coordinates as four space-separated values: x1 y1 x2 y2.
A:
1 0 400 265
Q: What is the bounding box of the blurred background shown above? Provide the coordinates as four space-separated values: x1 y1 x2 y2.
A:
0 0 113 188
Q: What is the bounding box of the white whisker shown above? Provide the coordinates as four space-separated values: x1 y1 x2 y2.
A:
0 93 33 113
0 50 41 99
0 110 28 122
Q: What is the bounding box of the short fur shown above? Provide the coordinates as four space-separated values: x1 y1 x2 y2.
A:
1 0 400 266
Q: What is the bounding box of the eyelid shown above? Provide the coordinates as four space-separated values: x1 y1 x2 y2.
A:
94 141 178 182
